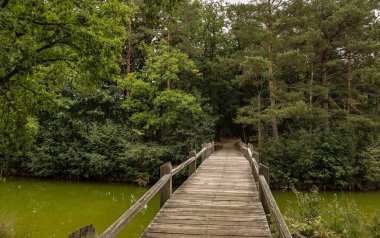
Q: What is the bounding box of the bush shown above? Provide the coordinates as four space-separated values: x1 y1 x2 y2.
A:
285 188 380 238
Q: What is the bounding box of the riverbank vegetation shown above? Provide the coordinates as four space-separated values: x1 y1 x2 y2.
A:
0 213 15 238
284 188 380 238
0 0 379 189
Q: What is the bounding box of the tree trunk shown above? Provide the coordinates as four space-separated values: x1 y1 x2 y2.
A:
346 51 353 112
166 25 172 90
321 47 330 130
241 125 250 144
124 21 133 122
257 94 263 149
268 42 280 145
309 63 314 109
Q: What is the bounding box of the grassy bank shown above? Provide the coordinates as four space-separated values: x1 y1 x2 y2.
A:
283 188 380 238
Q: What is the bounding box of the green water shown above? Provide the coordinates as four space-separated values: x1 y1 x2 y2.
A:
0 178 159 238
0 178 379 238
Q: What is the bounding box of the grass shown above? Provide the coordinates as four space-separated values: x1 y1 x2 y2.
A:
0 213 15 238
284 187 380 238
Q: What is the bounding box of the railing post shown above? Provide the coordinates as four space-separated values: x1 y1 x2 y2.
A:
160 162 172 208
201 143 207 162
259 164 270 186
259 164 270 215
68 224 97 238
248 143 254 152
188 150 196 177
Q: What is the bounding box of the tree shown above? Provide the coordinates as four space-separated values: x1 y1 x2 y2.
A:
0 0 131 157
119 40 208 141
301 0 378 129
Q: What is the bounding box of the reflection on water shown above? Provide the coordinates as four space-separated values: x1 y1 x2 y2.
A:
1 178 379 238
0 178 159 238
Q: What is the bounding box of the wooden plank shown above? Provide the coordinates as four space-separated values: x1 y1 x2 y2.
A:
68 224 97 238
152 218 268 226
141 141 272 238
154 214 268 222
144 223 270 237
156 210 265 216
143 233 269 238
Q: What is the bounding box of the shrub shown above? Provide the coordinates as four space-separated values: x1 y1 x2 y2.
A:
285 188 380 238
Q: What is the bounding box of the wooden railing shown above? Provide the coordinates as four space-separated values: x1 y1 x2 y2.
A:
236 141 292 238
68 142 216 238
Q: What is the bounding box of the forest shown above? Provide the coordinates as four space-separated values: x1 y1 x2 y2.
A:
0 0 379 190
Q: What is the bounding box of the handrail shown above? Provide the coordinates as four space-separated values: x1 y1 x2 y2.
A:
171 146 207 176
236 141 292 238
68 141 216 238
98 174 171 238
259 175 292 238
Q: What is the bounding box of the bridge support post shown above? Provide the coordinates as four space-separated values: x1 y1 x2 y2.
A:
248 143 260 163
201 143 207 162
259 164 269 185
259 164 270 215
188 150 197 177
160 162 172 208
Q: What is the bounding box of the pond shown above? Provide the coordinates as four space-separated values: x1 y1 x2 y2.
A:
0 178 379 237
0 178 159 238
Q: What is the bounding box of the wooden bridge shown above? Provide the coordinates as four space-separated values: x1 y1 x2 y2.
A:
69 140 292 238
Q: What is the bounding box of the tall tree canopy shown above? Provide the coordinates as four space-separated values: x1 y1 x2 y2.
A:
0 0 379 189
0 0 131 158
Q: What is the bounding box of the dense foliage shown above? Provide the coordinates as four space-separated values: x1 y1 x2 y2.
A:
231 0 380 189
0 0 379 189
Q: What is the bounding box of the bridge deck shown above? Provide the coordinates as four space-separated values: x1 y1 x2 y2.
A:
141 141 271 238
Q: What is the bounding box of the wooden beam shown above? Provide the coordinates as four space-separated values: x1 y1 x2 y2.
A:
98 174 171 238
68 224 97 238
188 150 197 177
201 143 207 162
160 162 172 208
259 164 270 186
259 175 292 238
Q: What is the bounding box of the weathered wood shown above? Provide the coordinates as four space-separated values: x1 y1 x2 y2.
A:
68 224 97 238
247 143 260 163
207 143 211 157
259 164 269 211
260 164 270 185
201 143 207 162
259 175 292 238
160 162 172 208
214 142 223 150
142 141 271 238
171 147 207 176
237 141 291 238
86 142 214 238
97 174 171 238
188 150 197 177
